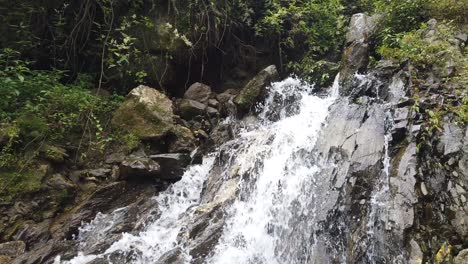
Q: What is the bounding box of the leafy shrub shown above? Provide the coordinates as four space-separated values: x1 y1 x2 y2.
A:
0 49 121 167
377 23 463 71
426 0 468 24
254 0 345 82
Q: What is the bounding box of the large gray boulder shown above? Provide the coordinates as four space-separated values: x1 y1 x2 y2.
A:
345 13 382 45
339 13 382 95
111 85 174 140
234 65 279 113
184 82 213 104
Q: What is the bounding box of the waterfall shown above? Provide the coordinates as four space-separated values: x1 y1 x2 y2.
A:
62 77 337 264
208 78 337 264
61 74 410 264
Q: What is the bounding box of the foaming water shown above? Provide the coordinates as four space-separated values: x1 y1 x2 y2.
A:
209 78 337 263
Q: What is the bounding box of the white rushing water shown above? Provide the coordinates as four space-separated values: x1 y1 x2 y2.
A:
208 78 337 263
63 77 339 264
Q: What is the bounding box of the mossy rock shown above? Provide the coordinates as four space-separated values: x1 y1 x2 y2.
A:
234 65 279 113
112 85 175 140
168 125 196 153
40 145 68 163
0 165 48 202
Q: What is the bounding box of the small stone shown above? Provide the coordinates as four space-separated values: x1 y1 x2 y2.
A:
111 165 120 180
194 129 209 140
85 176 99 183
206 106 219 116
409 239 423 264
208 99 219 108
411 125 421 134
461 195 467 203
119 156 161 181
453 171 459 177
177 99 207 120
87 168 111 178
454 249 468 264
456 184 465 194
421 182 429 196
448 158 456 166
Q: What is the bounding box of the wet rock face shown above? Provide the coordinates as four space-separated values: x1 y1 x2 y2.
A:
339 13 382 95
149 153 191 180
0 241 26 258
49 182 158 241
13 240 78 264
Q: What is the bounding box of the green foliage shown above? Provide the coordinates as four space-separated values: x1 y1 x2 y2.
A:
377 22 465 75
372 0 467 45
256 0 346 75
374 0 427 34
120 132 140 153
288 59 339 87
378 24 459 68
0 49 120 167
426 0 468 24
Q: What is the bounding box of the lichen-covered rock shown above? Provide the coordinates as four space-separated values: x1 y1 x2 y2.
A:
454 249 468 264
168 125 196 153
234 65 279 113
0 241 25 257
345 13 382 45
112 85 174 140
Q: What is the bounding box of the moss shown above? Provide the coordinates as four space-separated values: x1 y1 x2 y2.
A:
435 242 453 263
0 170 45 201
3 220 24 241
112 100 172 140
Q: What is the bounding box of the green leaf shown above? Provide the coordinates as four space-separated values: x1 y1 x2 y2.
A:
17 74 24 82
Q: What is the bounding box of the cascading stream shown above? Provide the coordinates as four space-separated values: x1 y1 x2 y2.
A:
63 75 408 264
208 78 338 264
62 77 338 264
